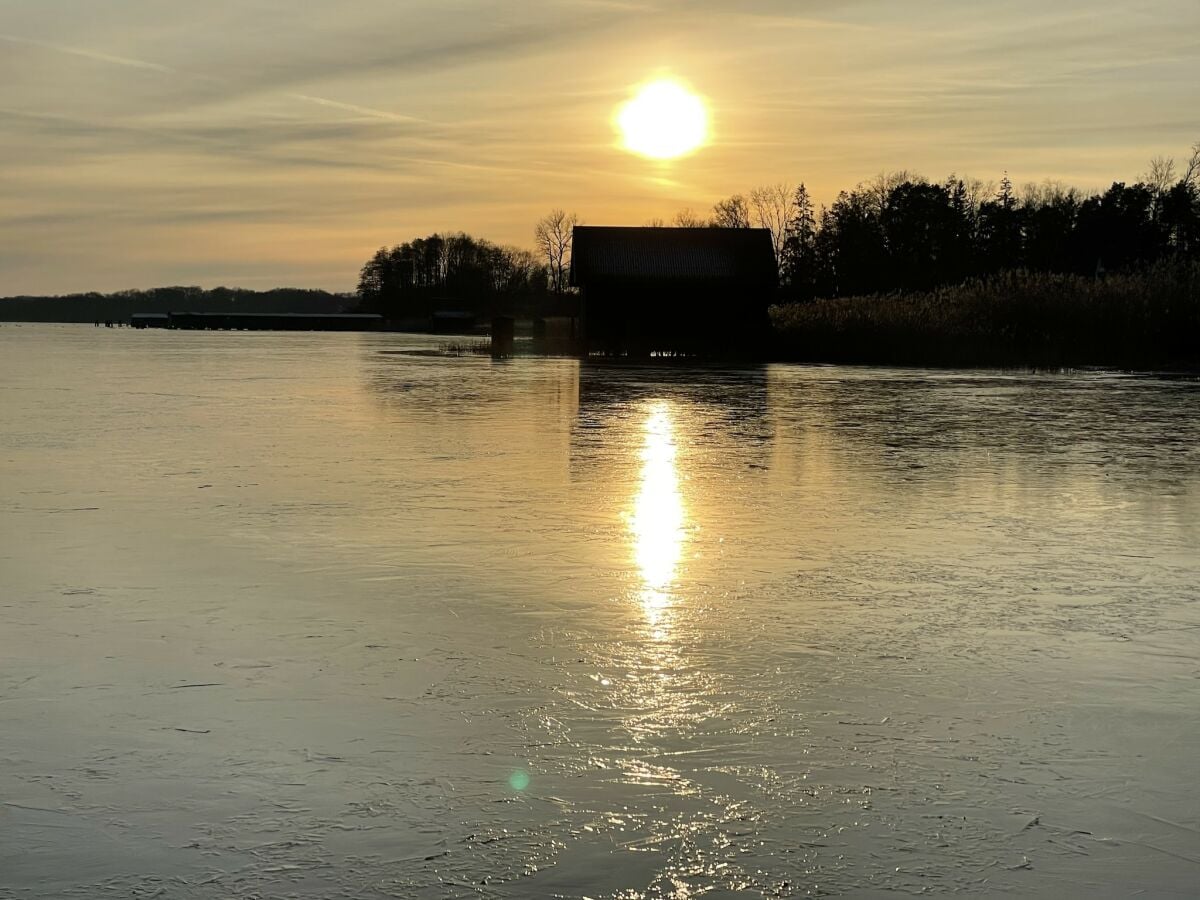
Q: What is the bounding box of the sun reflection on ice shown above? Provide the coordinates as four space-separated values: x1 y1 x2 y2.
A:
630 402 686 628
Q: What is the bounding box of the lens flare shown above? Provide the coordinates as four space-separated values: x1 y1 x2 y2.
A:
616 79 709 160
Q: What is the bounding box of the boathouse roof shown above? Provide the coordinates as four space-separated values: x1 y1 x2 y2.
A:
569 226 777 287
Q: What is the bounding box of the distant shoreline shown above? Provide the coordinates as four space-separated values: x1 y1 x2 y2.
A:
5 260 1197 372
0 286 352 325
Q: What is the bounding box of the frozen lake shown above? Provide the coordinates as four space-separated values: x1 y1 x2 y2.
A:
1 325 1198 898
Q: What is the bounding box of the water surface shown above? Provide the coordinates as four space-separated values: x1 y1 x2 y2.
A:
1 325 1197 898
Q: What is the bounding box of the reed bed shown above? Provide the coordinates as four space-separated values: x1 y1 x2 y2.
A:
769 260 1200 368
438 339 493 356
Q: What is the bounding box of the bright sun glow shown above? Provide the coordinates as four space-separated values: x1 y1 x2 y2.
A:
617 79 709 160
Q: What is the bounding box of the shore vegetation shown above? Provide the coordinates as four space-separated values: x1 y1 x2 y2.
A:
769 260 1200 368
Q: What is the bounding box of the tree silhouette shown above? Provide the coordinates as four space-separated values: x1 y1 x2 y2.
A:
822 188 886 296
673 208 708 228
668 147 1200 303
1144 156 1177 197
535 209 579 294
1161 180 1200 254
749 183 793 271
357 232 549 319
711 194 752 228
881 180 961 290
780 184 818 299
1021 185 1080 273
1075 182 1159 273
977 173 1023 272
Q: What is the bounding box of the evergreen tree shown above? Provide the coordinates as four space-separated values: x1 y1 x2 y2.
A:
780 184 818 299
977 172 1024 272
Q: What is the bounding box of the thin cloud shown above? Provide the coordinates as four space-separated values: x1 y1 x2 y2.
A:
287 94 424 124
0 105 433 177
165 19 625 114
0 32 426 125
0 33 176 73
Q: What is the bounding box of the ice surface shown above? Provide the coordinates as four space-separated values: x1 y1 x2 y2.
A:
1 325 1197 897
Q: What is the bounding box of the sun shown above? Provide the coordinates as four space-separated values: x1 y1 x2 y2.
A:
616 79 709 160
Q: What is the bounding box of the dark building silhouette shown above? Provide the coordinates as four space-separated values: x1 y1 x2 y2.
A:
130 313 170 328
429 309 478 334
569 226 777 356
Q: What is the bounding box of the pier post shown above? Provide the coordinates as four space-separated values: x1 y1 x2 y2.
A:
491 316 515 358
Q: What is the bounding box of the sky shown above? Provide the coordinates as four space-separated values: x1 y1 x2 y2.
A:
2 0 1198 295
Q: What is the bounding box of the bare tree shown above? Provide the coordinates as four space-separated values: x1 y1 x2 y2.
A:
673 208 708 228
1143 155 1176 195
749 182 793 266
534 209 579 293
644 217 666 227
961 176 995 218
1020 179 1075 207
1182 141 1200 188
865 170 917 216
711 194 752 228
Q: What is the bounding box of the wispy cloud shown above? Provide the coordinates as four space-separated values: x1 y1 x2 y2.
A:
0 32 176 73
0 32 427 125
287 94 424 123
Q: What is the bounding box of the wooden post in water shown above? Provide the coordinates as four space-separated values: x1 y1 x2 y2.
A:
491 316 515 358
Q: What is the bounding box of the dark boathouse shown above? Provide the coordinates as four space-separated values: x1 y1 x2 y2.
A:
569 226 777 356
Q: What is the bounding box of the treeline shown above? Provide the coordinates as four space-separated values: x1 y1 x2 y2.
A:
0 286 349 323
692 143 1200 301
355 232 552 321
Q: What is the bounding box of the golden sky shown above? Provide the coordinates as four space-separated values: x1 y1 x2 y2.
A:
2 0 1198 294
